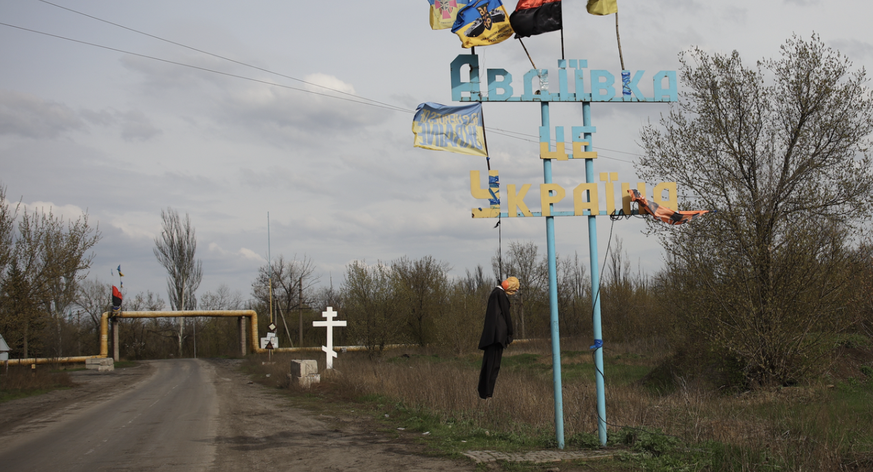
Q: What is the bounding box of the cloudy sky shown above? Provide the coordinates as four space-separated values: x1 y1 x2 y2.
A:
1 0 870 305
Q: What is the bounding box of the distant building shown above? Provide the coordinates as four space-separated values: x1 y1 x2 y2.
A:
0 333 10 361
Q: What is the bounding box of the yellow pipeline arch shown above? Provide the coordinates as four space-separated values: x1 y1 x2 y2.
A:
5 309 272 366
100 310 275 357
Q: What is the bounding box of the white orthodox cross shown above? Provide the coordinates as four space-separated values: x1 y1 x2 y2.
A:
312 306 346 369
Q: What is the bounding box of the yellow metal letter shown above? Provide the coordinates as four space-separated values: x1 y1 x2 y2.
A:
599 172 619 214
540 184 566 217
470 170 500 218
507 184 533 217
540 142 569 160
572 141 597 159
470 170 491 199
573 183 599 215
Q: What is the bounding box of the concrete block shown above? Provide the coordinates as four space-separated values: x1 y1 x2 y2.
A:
287 372 320 388
290 359 318 377
289 359 320 388
86 358 114 371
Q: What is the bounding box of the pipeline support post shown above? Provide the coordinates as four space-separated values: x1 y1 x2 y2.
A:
100 313 109 358
112 317 120 362
239 316 247 356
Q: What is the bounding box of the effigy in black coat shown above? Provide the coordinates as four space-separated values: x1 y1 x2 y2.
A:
477 281 516 399
478 286 514 349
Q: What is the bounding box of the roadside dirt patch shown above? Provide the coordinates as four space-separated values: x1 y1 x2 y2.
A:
209 358 473 471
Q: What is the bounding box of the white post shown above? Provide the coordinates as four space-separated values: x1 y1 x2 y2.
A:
312 307 346 369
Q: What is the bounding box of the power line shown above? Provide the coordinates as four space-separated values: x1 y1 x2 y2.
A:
0 21 405 112
36 0 413 114
1 15 645 164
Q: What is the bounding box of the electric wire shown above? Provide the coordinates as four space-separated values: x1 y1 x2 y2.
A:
36 0 412 114
0 16 646 163
586 204 686 445
12 6 685 443
0 21 407 113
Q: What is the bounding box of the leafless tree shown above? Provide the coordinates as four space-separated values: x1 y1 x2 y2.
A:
0 187 100 358
391 255 451 346
251 255 318 347
492 241 548 339
153 207 202 357
639 35 873 386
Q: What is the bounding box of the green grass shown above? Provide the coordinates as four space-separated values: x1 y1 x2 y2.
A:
0 367 77 404
0 388 61 403
247 342 873 471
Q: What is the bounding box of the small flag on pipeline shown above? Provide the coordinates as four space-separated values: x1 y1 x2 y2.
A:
111 285 123 313
412 102 488 157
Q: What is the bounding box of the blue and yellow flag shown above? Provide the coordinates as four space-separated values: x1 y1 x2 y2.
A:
428 0 468 30
412 103 487 157
451 0 514 48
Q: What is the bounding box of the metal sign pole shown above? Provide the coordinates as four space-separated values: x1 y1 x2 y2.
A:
541 101 565 450
583 101 607 445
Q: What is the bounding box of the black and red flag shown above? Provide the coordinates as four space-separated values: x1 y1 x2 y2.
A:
111 285 123 313
509 0 562 38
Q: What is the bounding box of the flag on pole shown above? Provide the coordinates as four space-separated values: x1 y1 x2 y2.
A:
111 285 123 313
428 0 468 29
510 0 562 38
586 0 617 15
412 102 488 157
452 0 514 48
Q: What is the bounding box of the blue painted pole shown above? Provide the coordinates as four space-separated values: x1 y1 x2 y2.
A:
542 102 564 449
583 102 607 446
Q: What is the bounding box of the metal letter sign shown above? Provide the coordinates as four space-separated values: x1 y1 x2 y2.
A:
456 55 678 448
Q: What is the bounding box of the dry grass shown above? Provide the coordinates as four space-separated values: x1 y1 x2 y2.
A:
246 341 873 470
0 365 76 402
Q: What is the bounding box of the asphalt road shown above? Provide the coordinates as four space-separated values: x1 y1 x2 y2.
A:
0 359 218 471
0 358 474 471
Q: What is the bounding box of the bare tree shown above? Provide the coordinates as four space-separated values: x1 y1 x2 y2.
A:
200 284 244 310
153 207 202 357
391 255 451 346
0 189 100 358
74 278 112 351
492 241 547 339
251 255 318 347
638 35 873 386
342 261 402 354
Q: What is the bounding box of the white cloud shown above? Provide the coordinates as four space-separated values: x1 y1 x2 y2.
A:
20 201 88 222
238 247 264 261
208 242 266 263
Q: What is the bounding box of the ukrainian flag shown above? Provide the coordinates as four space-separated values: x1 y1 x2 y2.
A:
451 0 514 49
412 103 487 157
